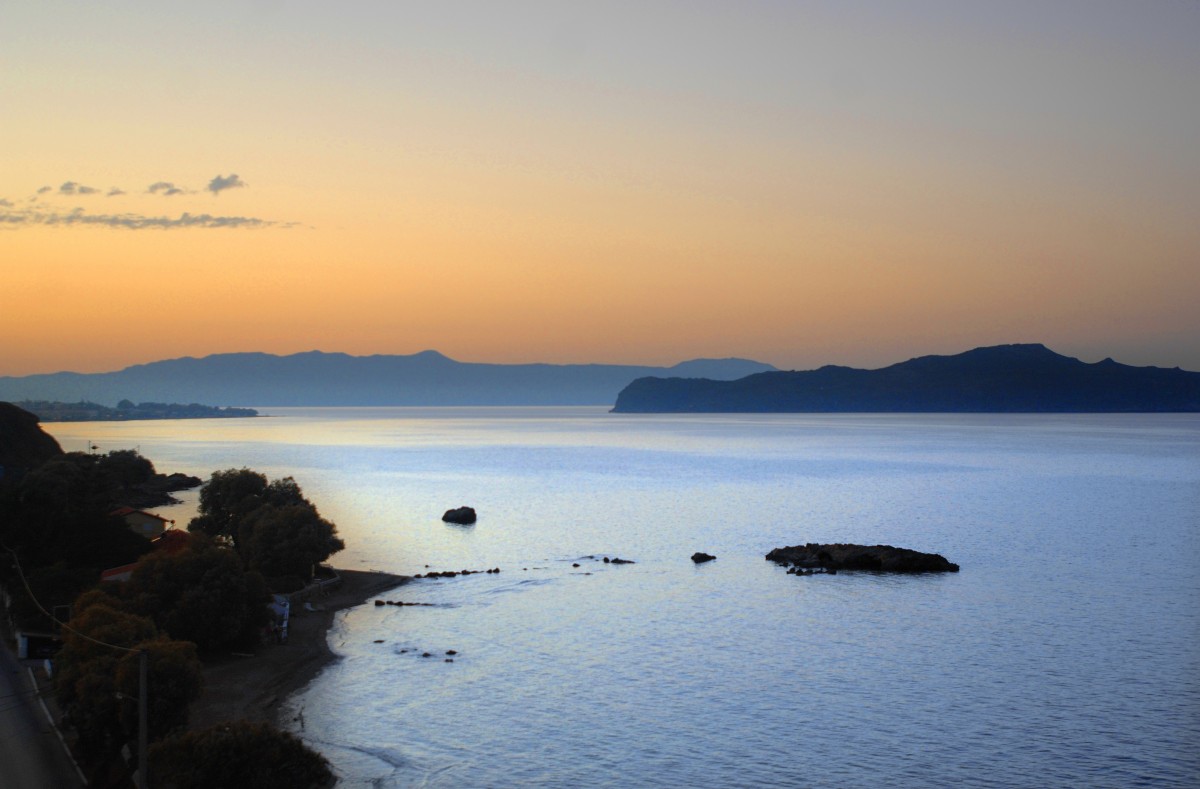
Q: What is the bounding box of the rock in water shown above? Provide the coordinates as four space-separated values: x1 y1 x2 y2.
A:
766 543 959 573
442 506 477 524
691 552 717 564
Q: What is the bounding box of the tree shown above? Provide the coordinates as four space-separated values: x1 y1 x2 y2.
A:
189 468 269 542
0 453 152 570
3 561 96 631
149 720 334 789
238 503 345 583
115 638 204 738
54 598 204 760
125 538 268 652
53 602 157 757
96 448 156 489
188 469 344 585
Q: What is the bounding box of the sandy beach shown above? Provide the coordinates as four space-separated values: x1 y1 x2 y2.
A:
188 569 410 731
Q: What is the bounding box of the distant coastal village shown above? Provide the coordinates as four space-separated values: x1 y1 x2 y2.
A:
19 400 258 423
0 401 396 788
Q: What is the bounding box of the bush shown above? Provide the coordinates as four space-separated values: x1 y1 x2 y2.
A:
149 720 334 789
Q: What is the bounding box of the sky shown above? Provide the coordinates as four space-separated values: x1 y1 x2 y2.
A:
2 1 1198 376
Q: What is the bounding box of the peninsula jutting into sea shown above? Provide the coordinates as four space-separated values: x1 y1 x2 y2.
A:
611 344 1200 413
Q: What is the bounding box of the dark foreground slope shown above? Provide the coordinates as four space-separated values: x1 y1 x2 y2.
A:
0 402 63 474
0 352 775 407
612 344 1200 413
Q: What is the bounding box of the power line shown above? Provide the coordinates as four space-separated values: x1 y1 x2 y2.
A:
2 542 140 654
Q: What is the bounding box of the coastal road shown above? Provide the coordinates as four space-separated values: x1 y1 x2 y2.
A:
0 645 84 788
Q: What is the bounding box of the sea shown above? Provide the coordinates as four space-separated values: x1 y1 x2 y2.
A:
46 409 1200 788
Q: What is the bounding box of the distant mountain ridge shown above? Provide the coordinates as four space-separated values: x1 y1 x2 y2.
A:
0 351 776 407
612 344 1200 413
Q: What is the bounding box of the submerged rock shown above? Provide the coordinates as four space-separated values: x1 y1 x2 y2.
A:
766 543 959 573
442 506 477 524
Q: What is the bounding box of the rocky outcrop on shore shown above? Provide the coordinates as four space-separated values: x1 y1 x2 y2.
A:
123 471 204 508
766 543 959 573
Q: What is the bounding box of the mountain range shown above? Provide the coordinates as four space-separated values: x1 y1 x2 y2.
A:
0 351 775 407
611 344 1200 413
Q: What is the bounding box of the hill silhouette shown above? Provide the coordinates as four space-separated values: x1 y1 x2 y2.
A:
0 402 64 476
611 344 1200 413
0 352 775 407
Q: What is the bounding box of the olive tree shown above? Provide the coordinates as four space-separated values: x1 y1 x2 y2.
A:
188 469 344 586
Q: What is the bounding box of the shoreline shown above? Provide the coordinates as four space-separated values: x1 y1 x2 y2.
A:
188 568 410 731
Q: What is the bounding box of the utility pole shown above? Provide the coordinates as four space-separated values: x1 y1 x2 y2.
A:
138 649 148 789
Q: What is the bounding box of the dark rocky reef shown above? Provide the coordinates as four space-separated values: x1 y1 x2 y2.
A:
767 543 959 573
124 471 204 508
613 343 1200 413
414 567 500 578
442 506 477 524
0 401 64 478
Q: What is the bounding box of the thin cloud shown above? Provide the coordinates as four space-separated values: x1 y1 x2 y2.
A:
147 181 186 196
0 198 12 208
0 205 297 230
107 187 125 197
208 173 246 194
60 181 99 196
36 186 52 194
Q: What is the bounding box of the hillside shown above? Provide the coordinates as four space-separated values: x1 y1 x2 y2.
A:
0 352 775 407
611 344 1200 413
0 402 64 476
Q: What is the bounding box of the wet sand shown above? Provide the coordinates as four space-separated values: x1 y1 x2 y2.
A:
189 569 410 731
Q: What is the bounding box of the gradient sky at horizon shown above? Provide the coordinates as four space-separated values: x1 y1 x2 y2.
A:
3 1 1197 376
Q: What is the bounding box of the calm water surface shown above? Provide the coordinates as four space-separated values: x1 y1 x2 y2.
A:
48 410 1200 788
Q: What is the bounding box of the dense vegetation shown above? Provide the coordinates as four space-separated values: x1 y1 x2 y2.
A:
1 450 160 625
150 720 333 789
52 597 204 759
0 405 337 786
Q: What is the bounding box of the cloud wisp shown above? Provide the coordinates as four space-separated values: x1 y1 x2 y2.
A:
0 205 295 230
31 173 250 200
208 173 246 194
5 172 290 229
147 181 187 196
60 181 100 195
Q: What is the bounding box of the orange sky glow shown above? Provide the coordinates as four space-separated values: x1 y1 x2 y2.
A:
3 2 1197 376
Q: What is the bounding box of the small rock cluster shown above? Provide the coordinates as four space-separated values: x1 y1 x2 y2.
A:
414 567 500 578
573 556 635 568
394 647 459 663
